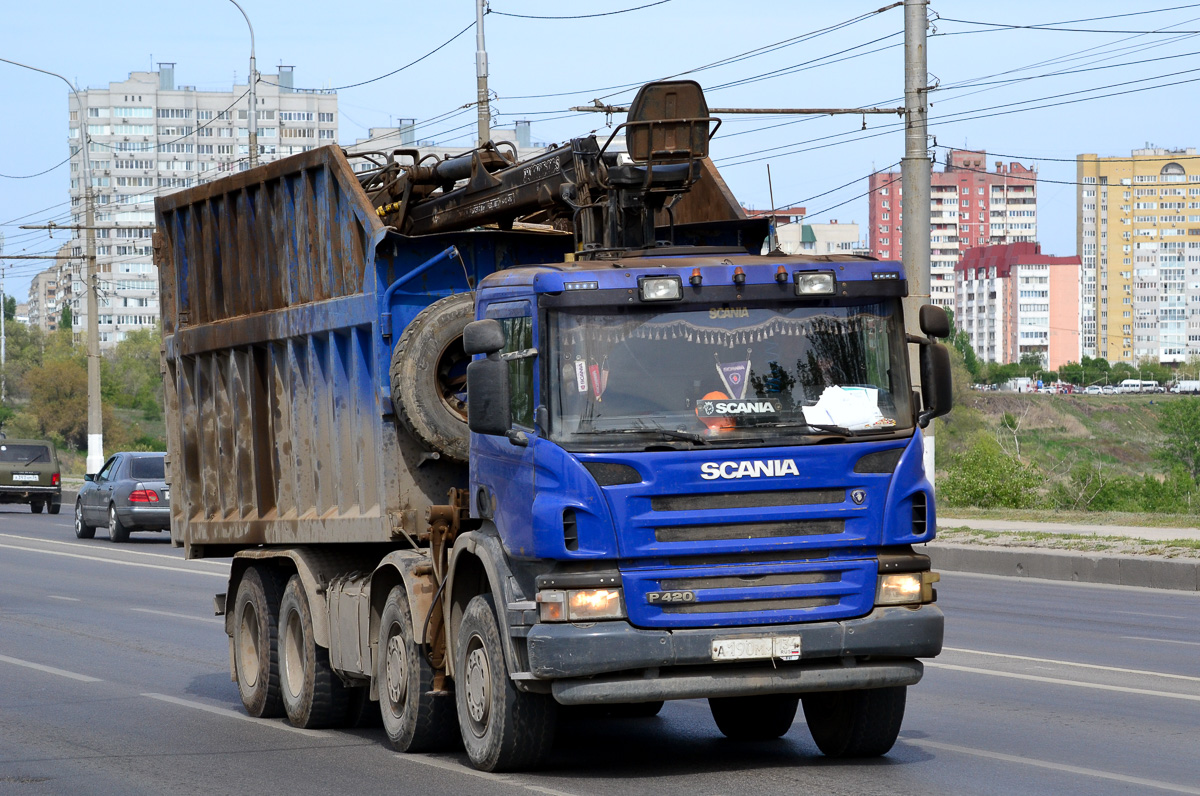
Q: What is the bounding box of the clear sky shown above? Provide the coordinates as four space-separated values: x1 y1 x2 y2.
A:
2 1 1197 300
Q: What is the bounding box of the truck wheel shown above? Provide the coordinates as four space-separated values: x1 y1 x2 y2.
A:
48 501 61 515
802 686 906 758
378 585 459 751
455 593 557 771
278 575 356 728
233 566 285 718
390 292 474 463
709 695 798 740
31 499 44 514
108 505 130 543
74 501 95 539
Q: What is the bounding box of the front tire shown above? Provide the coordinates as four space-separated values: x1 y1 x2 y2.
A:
802 686 907 758
709 695 798 740
74 501 95 539
455 594 557 771
378 586 459 751
108 505 130 543
278 575 356 728
233 566 285 718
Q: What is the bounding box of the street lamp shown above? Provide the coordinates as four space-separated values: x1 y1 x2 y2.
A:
227 0 258 168
0 57 103 474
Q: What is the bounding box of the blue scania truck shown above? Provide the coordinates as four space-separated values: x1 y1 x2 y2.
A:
156 81 952 772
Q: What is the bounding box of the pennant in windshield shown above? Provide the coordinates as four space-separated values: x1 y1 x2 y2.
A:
716 360 750 400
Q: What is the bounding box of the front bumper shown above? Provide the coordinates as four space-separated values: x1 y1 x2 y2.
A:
116 505 171 530
526 603 942 704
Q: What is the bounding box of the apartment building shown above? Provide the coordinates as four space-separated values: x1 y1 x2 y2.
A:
344 119 551 176
868 150 1039 308
774 220 864 256
1077 146 1200 364
66 65 337 348
954 242 1081 369
25 245 71 334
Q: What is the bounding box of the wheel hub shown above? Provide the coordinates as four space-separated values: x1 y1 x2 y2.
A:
464 641 491 732
385 634 408 707
237 608 261 687
282 611 304 698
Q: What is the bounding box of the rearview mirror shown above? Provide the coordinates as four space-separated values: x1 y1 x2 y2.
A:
463 319 505 356
84 473 95 482
466 356 511 436
918 342 953 427
919 305 950 339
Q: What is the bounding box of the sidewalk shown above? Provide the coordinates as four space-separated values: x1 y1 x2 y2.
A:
927 517 1200 592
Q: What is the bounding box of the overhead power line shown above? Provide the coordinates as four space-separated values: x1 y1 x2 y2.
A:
488 0 674 20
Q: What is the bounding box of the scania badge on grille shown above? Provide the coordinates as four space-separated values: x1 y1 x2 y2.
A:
851 489 866 505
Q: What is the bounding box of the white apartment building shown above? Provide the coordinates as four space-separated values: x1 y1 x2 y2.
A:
344 119 557 174
66 65 337 348
774 221 863 256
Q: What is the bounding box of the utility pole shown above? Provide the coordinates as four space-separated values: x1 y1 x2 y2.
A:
1 235 6 404
901 0 933 481
228 0 259 168
0 57 104 473
476 0 490 146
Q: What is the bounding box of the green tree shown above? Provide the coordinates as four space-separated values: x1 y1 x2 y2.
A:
1157 398 1200 481
2 295 14 321
60 305 72 332
102 325 163 414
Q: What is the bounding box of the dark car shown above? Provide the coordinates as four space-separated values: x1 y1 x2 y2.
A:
75 452 170 542
0 438 62 514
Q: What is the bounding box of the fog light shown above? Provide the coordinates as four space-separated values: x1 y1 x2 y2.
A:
795 271 835 295
638 276 683 302
538 588 625 621
876 573 923 605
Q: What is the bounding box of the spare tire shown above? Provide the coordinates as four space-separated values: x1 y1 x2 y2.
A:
390 292 475 463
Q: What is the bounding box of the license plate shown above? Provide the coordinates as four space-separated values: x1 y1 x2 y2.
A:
164 489 170 502
12 473 39 482
711 636 802 662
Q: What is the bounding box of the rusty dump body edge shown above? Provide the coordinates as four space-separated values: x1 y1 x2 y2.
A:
156 146 467 557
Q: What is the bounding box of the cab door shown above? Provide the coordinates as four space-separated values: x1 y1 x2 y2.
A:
87 455 120 524
470 300 540 555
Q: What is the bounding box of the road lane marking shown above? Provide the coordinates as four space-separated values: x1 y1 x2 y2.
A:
927 663 1200 702
141 693 325 738
908 739 1200 795
1114 610 1192 621
0 542 226 578
0 532 228 567
1122 635 1200 647
397 755 581 796
48 595 81 602
131 608 222 624
0 654 101 682
944 647 1200 683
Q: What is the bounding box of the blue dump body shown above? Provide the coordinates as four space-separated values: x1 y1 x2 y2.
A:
156 139 947 766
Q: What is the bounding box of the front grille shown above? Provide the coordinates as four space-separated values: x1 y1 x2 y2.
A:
661 571 839 590
654 519 845 543
912 491 928 536
662 597 838 614
666 550 833 568
651 488 843 512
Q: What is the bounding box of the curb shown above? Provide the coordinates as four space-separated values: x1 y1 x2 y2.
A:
925 543 1200 592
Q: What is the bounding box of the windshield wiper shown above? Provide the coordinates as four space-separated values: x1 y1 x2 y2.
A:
758 421 897 438
23 452 47 465
582 423 708 445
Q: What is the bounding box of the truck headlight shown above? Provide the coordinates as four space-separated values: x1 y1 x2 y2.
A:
875 572 939 605
638 276 683 302
537 588 626 621
795 271 835 295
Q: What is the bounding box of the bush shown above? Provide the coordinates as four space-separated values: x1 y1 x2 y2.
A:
940 433 1043 509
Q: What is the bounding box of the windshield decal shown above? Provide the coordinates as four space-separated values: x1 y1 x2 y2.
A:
715 355 751 400
574 358 589 393
698 399 781 417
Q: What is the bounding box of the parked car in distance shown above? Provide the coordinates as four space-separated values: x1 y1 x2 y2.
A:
0 438 62 513
1102 385 1116 394
75 452 170 542
1084 385 1103 395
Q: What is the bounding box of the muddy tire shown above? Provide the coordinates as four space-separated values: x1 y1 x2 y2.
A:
390 292 474 463
802 686 906 758
233 566 285 718
278 575 357 728
455 594 557 771
710 695 798 740
378 586 459 751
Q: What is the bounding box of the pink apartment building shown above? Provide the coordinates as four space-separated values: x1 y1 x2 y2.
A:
954 242 1081 370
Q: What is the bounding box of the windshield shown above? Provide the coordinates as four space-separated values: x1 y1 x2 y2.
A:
548 299 912 449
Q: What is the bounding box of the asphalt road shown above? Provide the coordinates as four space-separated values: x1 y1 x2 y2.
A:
2 504 1198 795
